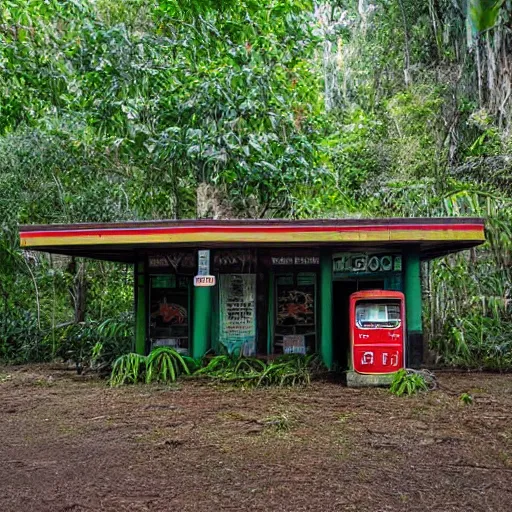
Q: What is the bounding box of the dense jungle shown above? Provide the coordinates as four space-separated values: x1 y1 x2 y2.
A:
1 0 511 370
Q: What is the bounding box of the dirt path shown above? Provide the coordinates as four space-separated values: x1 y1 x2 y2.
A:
0 365 511 511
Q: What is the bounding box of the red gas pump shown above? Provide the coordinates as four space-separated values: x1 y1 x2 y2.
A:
349 290 405 374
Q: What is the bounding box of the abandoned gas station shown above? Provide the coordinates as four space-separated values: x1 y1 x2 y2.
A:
19 218 485 379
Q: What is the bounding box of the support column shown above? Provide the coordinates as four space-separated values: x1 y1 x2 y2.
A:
192 286 212 359
134 262 147 355
404 251 423 367
267 272 275 356
319 251 333 370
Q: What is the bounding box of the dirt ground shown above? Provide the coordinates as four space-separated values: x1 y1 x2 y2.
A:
0 366 511 512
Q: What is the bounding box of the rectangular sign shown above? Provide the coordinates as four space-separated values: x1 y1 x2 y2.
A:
333 253 402 275
193 275 216 287
198 250 210 276
148 251 195 271
271 256 320 265
283 335 306 355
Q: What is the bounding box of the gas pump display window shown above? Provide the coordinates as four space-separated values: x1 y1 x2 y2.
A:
356 301 401 329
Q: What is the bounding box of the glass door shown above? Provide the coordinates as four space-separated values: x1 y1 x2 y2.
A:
149 275 190 354
274 272 317 354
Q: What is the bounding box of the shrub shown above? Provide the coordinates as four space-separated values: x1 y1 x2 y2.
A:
390 369 429 396
109 353 147 387
459 392 474 405
145 346 190 384
109 347 191 386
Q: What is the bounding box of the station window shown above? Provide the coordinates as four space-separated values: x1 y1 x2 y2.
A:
273 272 317 355
149 275 190 353
355 300 401 329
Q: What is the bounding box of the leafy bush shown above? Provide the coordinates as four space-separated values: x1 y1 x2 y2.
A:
0 311 47 363
436 315 512 371
390 369 429 396
53 317 133 374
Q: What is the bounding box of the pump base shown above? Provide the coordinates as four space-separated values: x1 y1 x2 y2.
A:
346 371 394 388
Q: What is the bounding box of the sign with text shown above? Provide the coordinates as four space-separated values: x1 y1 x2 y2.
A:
219 274 256 355
193 275 216 287
333 253 402 275
271 256 319 265
148 251 195 271
198 250 210 276
283 335 306 355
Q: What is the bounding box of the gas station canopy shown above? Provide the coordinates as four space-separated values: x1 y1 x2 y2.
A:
19 217 485 262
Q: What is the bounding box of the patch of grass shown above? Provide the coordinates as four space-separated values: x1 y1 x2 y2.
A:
218 410 253 422
33 377 55 387
459 392 474 405
194 354 323 388
337 412 356 424
0 372 12 383
261 413 292 433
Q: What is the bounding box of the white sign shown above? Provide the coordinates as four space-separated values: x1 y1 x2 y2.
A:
194 275 216 287
198 250 210 276
283 335 306 354
272 256 319 265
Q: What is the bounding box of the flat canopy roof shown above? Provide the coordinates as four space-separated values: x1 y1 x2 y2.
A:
19 218 485 263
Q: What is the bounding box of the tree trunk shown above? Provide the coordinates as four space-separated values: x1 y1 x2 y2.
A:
68 257 87 323
398 0 412 86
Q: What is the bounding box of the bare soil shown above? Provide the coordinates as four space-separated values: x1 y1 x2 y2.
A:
0 365 511 512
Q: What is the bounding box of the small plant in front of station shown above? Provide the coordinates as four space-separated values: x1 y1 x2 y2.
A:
459 392 474 406
109 347 191 386
145 346 190 384
109 353 147 386
390 369 429 396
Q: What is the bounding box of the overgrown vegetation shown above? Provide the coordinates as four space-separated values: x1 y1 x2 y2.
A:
109 352 324 388
109 347 191 386
1 0 511 369
195 353 324 387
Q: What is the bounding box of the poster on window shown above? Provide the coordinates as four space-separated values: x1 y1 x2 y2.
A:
219 274 256 356
277 286 315 326
149 285 189 353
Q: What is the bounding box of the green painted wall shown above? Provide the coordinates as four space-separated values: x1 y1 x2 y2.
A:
135 262 146 355
403 251 423 367
319 251 333 370
403 252 422 332
192 286 212 359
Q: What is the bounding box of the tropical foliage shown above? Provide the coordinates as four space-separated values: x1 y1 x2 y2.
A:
194 353 324 387
0 0 511 369
109 352 324 387
109 346 192 386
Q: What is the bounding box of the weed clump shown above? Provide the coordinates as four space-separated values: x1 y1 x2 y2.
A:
390 369 436 396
